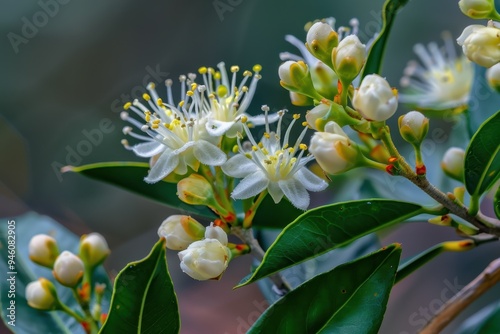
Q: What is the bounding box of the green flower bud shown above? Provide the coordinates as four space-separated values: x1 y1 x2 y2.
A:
177 174 216 206
25 278 59 310
398 111 429 146
305 22 338 67
458 0 496 19
332 35 366 83
29 234 59 268
278 61 321 100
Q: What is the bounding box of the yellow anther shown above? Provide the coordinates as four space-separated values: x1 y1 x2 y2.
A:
245 153 252 159
264 159 272 164
187 91 194 97
283 144 289 149
217 85 228 97
145 114 151 122
230 65 239 73
252 146 258 151
262 148 269 155
157 98 163 106
208 93 215 99
153 119 161 124
253 64 262 72
258 142 264 148
243 70 252 77
123 102 132 110
149 82 156 89
198 67 208 74
143 93 151 101
290 157 297 164
288 147 295 153
299 143 308 150
242 86 248 92
214 71 221 80
232 145 239 153
302 121 308 127
151 124 159 129
293 114 300 120
191 83 197 91
241 116 248 123
264 132 270 139
179 100 185 107
164 122 170 128
208 67 215 74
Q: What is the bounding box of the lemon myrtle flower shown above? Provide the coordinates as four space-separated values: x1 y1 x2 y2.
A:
457 20 500 68
222 106 328 210
120 78 227 183
400 33 473 111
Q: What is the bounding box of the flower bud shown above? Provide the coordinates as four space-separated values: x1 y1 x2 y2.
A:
177 174 216 206
398 111 429 146
25 278 59 310
310 61 339 99
486 62 500 92
352 74 398 121
457 21 500 68
29 234 59 268
278 61 319 99
53 251 84 287
79 233 110 268
158 215 204 250
178 239 231 280
306 103 330 130
458 0 495 19
332 35 366 82
309 122 361 174
305 22 338 67
204 222 228 245
441 147 465 181
289 91 313 106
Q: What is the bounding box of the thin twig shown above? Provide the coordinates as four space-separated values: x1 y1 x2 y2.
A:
419 257 500 334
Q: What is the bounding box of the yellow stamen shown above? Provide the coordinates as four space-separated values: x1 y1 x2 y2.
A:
123 102 132 110
253 64 262 72
143 93 151 101
299 143 308 150
198 67 208 74
243 70 252 77
230 65 239 73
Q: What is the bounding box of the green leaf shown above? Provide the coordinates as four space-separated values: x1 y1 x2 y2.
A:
464 110 500 197
252 196 303 229
456 301 500 334
361 0 410 77
63 162 215 219
237 199 422 287
494 185 500 219
248 244 402 334
100 238 179 334
0 212 112 334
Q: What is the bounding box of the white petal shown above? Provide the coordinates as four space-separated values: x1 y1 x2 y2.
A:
231 170 269 200
173 141 196 155
268 181 284 203
132 141 165 158
144 150 179 183
246 112 280 125
206 119 235 136
278 178 310 210
296 168 329 192
221 154 258 178
193 140 227 166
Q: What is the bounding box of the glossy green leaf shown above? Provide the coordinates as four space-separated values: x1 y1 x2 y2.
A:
63 162 215 219
0 212 112 334
456 301 500 334
237 200 423 287
361 0 410 77
464 111 500 197
248 244 402 334
100 238 179 334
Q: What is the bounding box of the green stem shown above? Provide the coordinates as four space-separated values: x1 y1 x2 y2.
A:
71 288 99 334
242 190 268 229
468 194 480 216
59 302 85 323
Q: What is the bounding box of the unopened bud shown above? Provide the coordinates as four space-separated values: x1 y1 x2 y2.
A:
79 233 110 268
441 147 465 181
398 111 429 146
306 103 330 130
332 35 366 82
204 222 228 245
457 21 500 68
486 62 500 92
177 174 216 206
29 234 59 268
158 215 204 250
306 22 338 67
353 74 398 121
310 61 339 99
289 91 313 106
178 239 231 280
53 251 84 287
278 61 319 99
428 215 452 226
458 0 496 19
25 278 59 310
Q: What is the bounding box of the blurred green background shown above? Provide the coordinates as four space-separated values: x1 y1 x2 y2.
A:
1 0 499 333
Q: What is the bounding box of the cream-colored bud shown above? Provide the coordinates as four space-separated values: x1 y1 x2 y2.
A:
441 147 465 181
457 21 500 68
29 234 59 268
458 0 495 19
289 91 313 106
332 35 366 82
486 62 500 92
398 111 429 146
306 22 338 67
79 233 110 268
25 278 59 310
177 174 215 206
53 251 84 287
158 215 204 250
204 222 228 245
178 239 231 280
306 103 330 130
352 74 398 121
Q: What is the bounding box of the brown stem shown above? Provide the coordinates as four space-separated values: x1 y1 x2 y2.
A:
419 257 500 334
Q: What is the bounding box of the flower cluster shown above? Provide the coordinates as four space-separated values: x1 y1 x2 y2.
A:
26 233 110 329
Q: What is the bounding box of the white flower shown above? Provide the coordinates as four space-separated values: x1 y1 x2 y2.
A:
28 234 59 268
26 278 58 310
79 233 110 267
53 251 84 287
121 78 227 183
353 74 398 121
157 215 204 251
204 222 228 245
457 21 500 68
222 106 328 210
309 121 360 174
178 238 231 280
400 33 473 110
